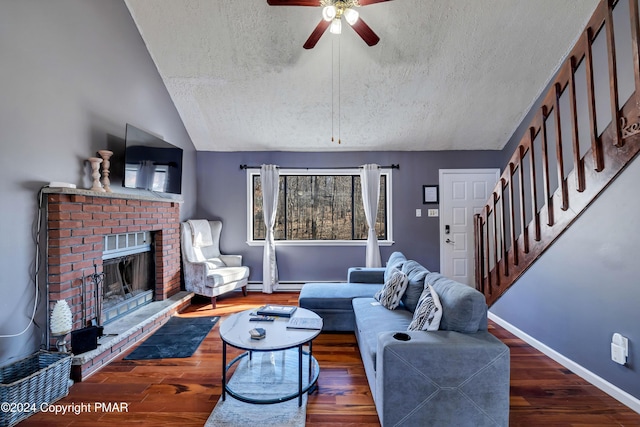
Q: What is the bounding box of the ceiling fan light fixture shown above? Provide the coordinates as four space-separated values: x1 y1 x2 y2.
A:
329 18 342 34
322 5 337 21
343 8 359 25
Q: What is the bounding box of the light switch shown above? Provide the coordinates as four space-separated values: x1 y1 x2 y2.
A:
415 209 422 217
428 209 439 217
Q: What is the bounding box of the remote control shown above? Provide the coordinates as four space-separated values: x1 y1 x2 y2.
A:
249 316 275 321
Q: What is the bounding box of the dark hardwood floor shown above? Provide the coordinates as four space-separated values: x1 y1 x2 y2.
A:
20 291 640 426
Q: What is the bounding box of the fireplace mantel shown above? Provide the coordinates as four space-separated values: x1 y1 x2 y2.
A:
42 186 184 203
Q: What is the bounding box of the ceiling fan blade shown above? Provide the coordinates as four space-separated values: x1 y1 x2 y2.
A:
303 19 331 49
349 17 380 46
267 0 322 6
357 0 393 5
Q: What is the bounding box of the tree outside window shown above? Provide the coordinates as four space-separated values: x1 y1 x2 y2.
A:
251 172 388 242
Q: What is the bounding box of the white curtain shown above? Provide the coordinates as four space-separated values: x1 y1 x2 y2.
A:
261 164 280 293
360 164 382 267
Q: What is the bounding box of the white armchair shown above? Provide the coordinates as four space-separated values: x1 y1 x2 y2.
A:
180 220 249 307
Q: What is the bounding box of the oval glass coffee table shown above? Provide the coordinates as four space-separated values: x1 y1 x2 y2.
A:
219 307 322 407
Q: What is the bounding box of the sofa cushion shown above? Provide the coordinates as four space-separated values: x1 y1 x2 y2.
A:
352 297 413 371
425 273 488 333
205 266 249 288
408 284 442 331
299 282 383 311
399 260 430 312
384 252 407 282
374 268 408 309
348 267 385 284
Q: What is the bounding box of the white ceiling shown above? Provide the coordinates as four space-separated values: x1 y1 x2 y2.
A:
124 0 599 152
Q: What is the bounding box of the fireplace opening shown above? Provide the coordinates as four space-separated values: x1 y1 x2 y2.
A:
101 231 155 324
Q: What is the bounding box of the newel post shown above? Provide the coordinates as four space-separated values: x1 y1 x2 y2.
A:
473 213 484 295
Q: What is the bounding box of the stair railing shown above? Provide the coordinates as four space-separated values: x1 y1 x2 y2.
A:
475 0 640 306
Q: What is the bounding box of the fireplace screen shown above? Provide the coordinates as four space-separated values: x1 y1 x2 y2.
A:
101 250 154 324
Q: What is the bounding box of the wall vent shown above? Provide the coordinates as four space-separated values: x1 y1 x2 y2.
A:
102 231 151 260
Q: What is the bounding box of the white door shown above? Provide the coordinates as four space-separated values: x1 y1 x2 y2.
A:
439 169 500 287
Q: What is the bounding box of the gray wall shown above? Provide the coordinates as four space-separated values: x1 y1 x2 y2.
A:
491 155 640 398
196 150 501 282
0 0 197 364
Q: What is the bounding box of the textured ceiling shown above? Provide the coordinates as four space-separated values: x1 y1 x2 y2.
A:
124 0 599 152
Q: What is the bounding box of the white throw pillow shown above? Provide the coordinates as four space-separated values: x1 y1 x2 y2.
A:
408 284 442 331
374 268 408 310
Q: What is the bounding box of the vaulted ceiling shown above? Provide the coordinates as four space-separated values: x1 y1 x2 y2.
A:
124 0 600 152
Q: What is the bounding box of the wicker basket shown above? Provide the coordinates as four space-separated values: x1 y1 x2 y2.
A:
0 350 72 427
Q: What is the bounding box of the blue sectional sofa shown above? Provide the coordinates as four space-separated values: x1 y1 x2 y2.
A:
299 252 510 426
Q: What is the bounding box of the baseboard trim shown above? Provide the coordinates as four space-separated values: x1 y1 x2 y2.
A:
246 282 305 292
488 312 640 414
246 281 342 293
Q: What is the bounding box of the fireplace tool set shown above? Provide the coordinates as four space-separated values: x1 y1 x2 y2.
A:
70 264 106 354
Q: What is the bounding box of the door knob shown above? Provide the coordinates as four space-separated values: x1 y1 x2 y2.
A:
446 238 455 244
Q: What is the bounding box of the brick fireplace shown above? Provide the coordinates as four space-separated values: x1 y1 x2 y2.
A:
45 188 186 379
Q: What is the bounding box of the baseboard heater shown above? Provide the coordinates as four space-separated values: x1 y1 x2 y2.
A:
246 280 340 285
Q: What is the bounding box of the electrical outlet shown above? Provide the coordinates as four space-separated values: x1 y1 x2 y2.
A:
415 209 422 217
612 343 626 364
611 333 629 365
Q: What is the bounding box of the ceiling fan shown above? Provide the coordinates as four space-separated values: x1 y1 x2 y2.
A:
266 0 393 49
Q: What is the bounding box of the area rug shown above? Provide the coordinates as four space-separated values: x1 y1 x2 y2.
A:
124 316 219 360
205 349 309 426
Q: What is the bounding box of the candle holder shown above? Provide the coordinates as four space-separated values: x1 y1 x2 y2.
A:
98 150 113 193
88 157 105 192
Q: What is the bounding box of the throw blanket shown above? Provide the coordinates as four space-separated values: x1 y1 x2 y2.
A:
187 219 213 247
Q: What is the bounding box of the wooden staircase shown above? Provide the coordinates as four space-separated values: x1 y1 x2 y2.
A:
474 0 640 307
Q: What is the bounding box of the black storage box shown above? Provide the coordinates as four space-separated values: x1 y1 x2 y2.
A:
71 326 103 354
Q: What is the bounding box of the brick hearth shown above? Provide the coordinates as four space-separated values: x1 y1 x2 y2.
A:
44 188 183 379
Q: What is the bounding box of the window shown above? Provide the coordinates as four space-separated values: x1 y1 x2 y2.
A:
151 165 168 192
247 169 392 245
124 162 168 192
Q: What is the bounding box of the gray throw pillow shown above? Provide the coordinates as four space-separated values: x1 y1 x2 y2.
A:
400 260 429 313
408 284 442 331
384 252 407 282
374 268 408 310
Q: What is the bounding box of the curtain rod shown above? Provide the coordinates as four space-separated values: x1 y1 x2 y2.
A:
239 164 399 170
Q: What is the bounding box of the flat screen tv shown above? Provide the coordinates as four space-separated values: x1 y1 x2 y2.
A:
123 124 183 194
